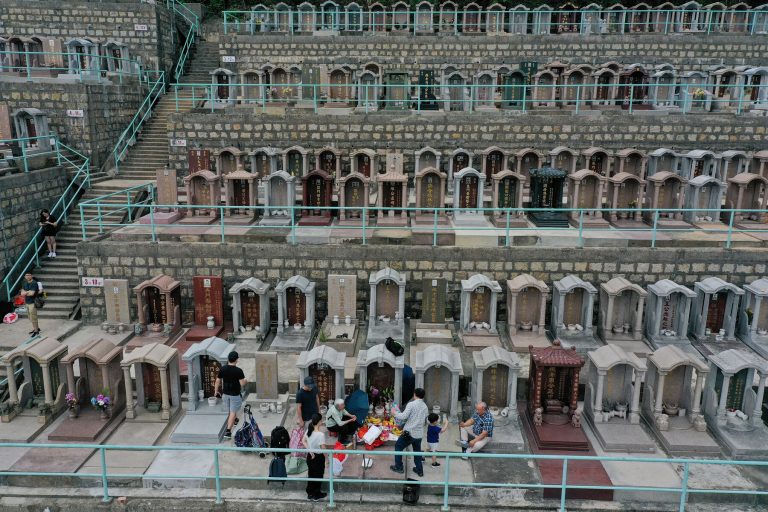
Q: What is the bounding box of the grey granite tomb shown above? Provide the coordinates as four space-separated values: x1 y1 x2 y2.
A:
702 348 768 458
645 279 696 349
229 278 271 347
357 344 404 408
366 267 406 346
414 345 463 417
259 170 297 226
738 278 768 358
506 274 550 351
122 342 181 423
297 345 346 405
584 344 655 452
103 278 132 330
551 275 601 354
322 274 358 354
598 277 650 355
413 278 453 345
270 275 316 352
460 274 503 350
689 277 744 344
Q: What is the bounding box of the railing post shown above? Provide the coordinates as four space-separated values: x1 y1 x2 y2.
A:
80 203 87 241
97 204 104 234
678 461 690 512
505 209 511 247
433 207 438 246
362 205 367 245
575 84 581 114
21 141 28 173
150 205 157 242
578 209 584 247
100 446 111 503
441 454 451 511
629 83 635 115
290 207 297 245
220 207 226 243
726 209 735 249
328 447 336 508
214 448 223 505
651 209 659 248
560 458 568 512
126 191 132 223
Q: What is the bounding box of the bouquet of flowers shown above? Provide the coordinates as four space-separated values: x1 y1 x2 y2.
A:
65 392 78 410
91 394 111 411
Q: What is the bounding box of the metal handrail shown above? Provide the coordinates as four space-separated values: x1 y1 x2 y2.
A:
77 202 768 250
108 71 166 175
223 7 768 35
1 141 90 302
0 50 145 84
170 81 764 116
0 441 767 511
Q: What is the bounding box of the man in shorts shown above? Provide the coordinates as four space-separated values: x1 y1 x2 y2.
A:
215 350 247 439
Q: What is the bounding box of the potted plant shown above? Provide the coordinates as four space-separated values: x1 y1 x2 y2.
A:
663 402 679 416
602 399 613 413
38 403 53 424
0 402 21 423
317 328 328 344
91 393 112 420
65 392 79 418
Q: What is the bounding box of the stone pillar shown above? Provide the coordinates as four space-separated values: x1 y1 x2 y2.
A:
571 181 581 220
401 182 408 219
159 366 171 421
538 292 547 332
369 282 377 323
584 290 595 331
5 363 18 403
594 372 605 415
717 372 731 418
654 373 666 416
41 363 54 405
570 369 580 413
358 364 368 391
630 371 643 423
752 374 767 427
507 292 518 329
305 290 315 327
398 282 406 320
752 297 763 334
394 367 403 407
124 366 135 419
508 368 518 410
136 290 146 325
489 290 498 333
335 368 344 399
611 185 620 222
277 289 285 333
605 294 615 334
66 363 76 398
634 296 646 339
691 370 704 416
450 371 460 416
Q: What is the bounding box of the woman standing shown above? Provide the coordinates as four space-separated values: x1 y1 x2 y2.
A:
302 413 328 502
39 209 58 258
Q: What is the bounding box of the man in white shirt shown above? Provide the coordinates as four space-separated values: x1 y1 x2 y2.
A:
389 387 429 477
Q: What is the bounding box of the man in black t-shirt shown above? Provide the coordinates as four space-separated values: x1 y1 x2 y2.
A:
295 376 321 428
215 351 247 439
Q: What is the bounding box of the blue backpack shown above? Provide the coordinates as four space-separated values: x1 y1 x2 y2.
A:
268 456 287 485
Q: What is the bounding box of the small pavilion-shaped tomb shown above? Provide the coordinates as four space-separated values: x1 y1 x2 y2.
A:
249 147 279 178
690 277 744 343
645 279 696 348
598 277 647 345
551 275 600 353
584 345 655 452
357 344 404 407
567 169 609 228
181 170 221 224
413 167 448 226
683 175 726 225
337 171 370 225
491 170 527 228
214 147 245 176
223 169 259 223
350 148 376 178
725 172 768 229
122 342 181 422
230 278 271 341
472 346 522 411
460 274 502 350
259 170 296 226
506 274 550 351
415 147 441 174
414 345 463 417
644 171 689 229
297 345 346 405
322 274 358 353
642 345 718 455
452 167 487 225
614 148 647 179
703 349 768 457
376 157 408 227
606 171 645 227
367 267 406 346
282 146 310 177
60 337 122 421
131 274 181 343
738 278 768 357
315 146 342 180
299 169 334 226
271 275 316 352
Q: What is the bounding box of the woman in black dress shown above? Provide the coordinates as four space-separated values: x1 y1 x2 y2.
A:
39 209 58 258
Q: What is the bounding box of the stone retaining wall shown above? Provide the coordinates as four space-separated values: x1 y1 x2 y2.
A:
77 241 766 325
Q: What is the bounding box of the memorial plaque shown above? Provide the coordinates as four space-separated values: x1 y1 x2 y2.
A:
497 176 517 208
254 352 278 399
482 365 509 408
287 151 303 177
453 153 469 173
421 278 447 324
376 280 398 317
418 70 438 110
344 179 365 210
310 363 335 404
155 169 178 206
142 364 163 405
420 172 441 209
287 287 307 326
706 293 726 332
319 151 336 174
302 65 319 100
327 275 356 319
200 355 220 398
240 290 260 328
104 279 131 325
470 288 491 323
384 73 409 110
486 152 503 180
385 153 405 175
84 359 105 397
192 276 225 327
367 364 394 401
188 149 211 175
146 286 165 324
356 154 371 177
424 366 451 411
30 358 45 396
382 181 403 208
0 103 12 141
307 175 327 207
232 179 249 207
459 175 479 208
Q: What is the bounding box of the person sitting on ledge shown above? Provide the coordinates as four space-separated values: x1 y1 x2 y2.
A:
457 401 494 460
325 398 357 446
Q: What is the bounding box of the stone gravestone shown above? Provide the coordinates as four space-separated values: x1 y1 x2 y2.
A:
189 276 225 341
143 168 182 224
323 274 358 354
415 278 452 344
0 103 11 140
104 278 131 327
254 352 278 399
385 152 405 175
418 70 439 110
188 149 212 175
424 365 452 412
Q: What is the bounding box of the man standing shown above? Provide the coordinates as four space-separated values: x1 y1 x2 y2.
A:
19 273 40 336
296 376 321 428
214 351 247 439
390 388 429 477
457 401 494 459
325 398 357 445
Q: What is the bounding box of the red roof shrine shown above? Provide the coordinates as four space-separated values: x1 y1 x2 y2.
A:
529 340 584 368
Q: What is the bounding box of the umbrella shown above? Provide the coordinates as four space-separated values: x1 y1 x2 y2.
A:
345 388 369 427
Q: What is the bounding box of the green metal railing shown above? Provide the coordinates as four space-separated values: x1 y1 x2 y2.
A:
77 202 768 250
78 182 157 240
224 8 768 35
0 50 145 84
0 442 767 511
167 0 200 82
0 138 90 303
108 71 166 175
171 81 765 115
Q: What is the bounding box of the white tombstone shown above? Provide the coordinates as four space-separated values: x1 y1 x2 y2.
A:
297 345 346 401
551 275 598 348
414 345 463 416
460 274 502 334
357 344 404 407
598 277 647 343
367 267 406 346
690 277 744 342
645 279 697 348
229 278 271 340
182 336 235 413
472 346 522 411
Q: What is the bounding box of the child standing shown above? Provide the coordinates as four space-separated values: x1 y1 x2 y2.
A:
426 413 449 467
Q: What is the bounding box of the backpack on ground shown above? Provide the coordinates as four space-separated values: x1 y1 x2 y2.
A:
403 478 420 505
270 425 290 458
385 336 404 357
268 456 288 486
234 405 266 456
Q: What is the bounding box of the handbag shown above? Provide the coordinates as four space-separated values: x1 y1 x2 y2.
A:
399 430 413 445
34 296 45 309
289 426 306 459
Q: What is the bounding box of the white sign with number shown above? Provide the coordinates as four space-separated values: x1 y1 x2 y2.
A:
170 138 187 147
222 56 236 63
67 109 84 118
82 277 104 287
134 24 149 32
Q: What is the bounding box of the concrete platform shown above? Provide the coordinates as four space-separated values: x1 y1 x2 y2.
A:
0 413 48 443
270 328 313 352
415 327 453 344
366 322 404 347
169 413 228 443
586 418 656 453
185 324 224 342
508 331 551 352
48 408 123 442
644 414 721 457
709 420 768 459
0 319 80 352
558 333 604 355
461 333 502 351
606 338 654 358
487 414 526 452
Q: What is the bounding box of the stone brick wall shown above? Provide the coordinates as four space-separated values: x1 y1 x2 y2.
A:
0 0 177 78
77 241 767 325
0 167 67 283
166 110 767 173
0 81 145 167
219 33 768 75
